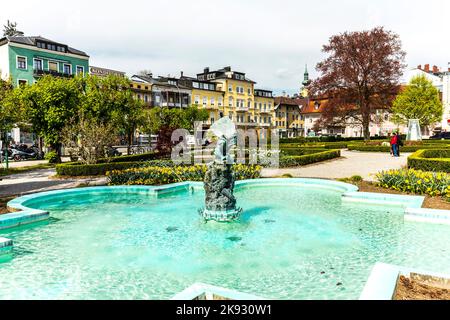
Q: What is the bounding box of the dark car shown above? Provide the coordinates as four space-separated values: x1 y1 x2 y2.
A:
430 132 450 140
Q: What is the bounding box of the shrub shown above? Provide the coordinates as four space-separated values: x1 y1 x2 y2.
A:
279 150 340 168
350 175 363 182
44 151 59 164
347 144 450 152
408 149 450 172
375 168 450 197
106 164 262 185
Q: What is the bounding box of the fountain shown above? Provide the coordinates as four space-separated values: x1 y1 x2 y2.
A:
199 117 242 222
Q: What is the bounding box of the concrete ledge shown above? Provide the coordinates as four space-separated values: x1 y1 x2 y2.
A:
0 210 49 230
360 262 450 300
171 283 266 300
405 207 450 225
0 237 13 255
342 192 425 208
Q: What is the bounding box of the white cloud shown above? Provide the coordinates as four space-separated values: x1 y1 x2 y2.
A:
0 0 448 95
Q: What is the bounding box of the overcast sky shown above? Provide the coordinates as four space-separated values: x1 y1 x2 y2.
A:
1 0 449 95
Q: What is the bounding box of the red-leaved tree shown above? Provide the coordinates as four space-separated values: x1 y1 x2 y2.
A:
309 27 406 140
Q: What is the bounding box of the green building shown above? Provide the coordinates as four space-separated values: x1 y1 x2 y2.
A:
0 35 89 87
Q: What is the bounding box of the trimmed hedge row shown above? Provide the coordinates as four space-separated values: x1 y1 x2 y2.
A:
279 136 390 144
56 159 172 176
408 149 450 172
98 152 163 163
106 164 262 185
279 149 341 168
347 144 450 152
281 142 349 149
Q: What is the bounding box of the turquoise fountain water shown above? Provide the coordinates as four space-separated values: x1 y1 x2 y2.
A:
1 181 450 300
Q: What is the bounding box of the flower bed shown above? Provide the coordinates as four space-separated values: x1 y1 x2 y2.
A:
106 164 262 185
408 149 450 172
375 168 450 198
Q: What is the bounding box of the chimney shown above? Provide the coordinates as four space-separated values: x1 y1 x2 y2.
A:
417 65 422 70
180 71 184 78
424 64 430 72
282 91 287 97
433 65 439 73
204 67 209 74
147 72 153 78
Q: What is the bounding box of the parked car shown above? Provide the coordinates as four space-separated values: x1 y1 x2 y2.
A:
429 132 450 140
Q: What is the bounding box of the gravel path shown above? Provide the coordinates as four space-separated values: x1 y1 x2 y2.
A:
262 150 411 182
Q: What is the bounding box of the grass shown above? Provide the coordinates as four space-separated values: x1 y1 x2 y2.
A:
0 163 54 176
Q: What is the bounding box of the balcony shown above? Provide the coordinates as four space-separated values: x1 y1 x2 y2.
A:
236 106 249 112
259 109 272 114
160 102 189 108
33 69 73 78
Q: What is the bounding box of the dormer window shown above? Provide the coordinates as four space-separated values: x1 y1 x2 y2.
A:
314 102 320 110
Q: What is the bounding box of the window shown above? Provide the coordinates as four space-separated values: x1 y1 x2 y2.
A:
228 85 233 92
18 79 28 86
33 58 43 71
248 88 252 95
202 97 207 105
259 103 262 110
144 95 149 103
63 64 72 75
17 56 27 70
194 95 200 104
193 82 199 89
247 100 251 108
228 97 233 107
218 97 223 106
49 61 58 72
210 97 215 105
268 103 272 110
37 42 44 49
76 66 84 75
137 94 141 100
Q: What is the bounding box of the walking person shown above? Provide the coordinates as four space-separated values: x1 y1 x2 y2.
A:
390 132 398 157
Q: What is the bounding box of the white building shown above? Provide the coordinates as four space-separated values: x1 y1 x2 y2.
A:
403 64 450 131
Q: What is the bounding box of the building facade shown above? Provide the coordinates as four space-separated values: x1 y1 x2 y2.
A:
274 97 305 138
0 35 89 86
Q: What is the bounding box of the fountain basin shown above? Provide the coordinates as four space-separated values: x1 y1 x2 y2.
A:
1 178 450 300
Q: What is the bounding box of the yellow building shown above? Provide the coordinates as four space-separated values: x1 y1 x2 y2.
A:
129 80 152 107
178 76 225 125
196 66 274 131
274 96 306 138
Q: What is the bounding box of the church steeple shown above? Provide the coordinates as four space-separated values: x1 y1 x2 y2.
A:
302 64 311 87
301 64 311 98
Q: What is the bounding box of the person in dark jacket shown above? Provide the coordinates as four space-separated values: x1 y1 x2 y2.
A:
395 132 403 157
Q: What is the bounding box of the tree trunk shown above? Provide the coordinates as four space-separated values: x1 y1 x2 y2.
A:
362 113 371 141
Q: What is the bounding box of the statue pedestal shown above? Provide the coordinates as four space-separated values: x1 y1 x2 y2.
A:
199 208 243 222
201 162 241 222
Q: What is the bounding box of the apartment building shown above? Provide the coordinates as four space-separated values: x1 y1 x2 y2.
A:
0 35 89 86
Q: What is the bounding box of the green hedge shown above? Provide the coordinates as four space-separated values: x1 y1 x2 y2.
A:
98 152 162 163
279 136 389 144
279 149 341 168
280 148 329 156
408 149 450 172
106 164 262 185
281 142 349 149
347 144 450 152
56 159 173 176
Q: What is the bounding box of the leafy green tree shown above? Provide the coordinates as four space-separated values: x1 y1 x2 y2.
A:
21 75 80 162
0 78 14 132
392 75 443 129
76 74 145 154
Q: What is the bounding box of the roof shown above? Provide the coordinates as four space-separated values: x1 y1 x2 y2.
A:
301 99 328 114
1 35 89 57
274 96 309 108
